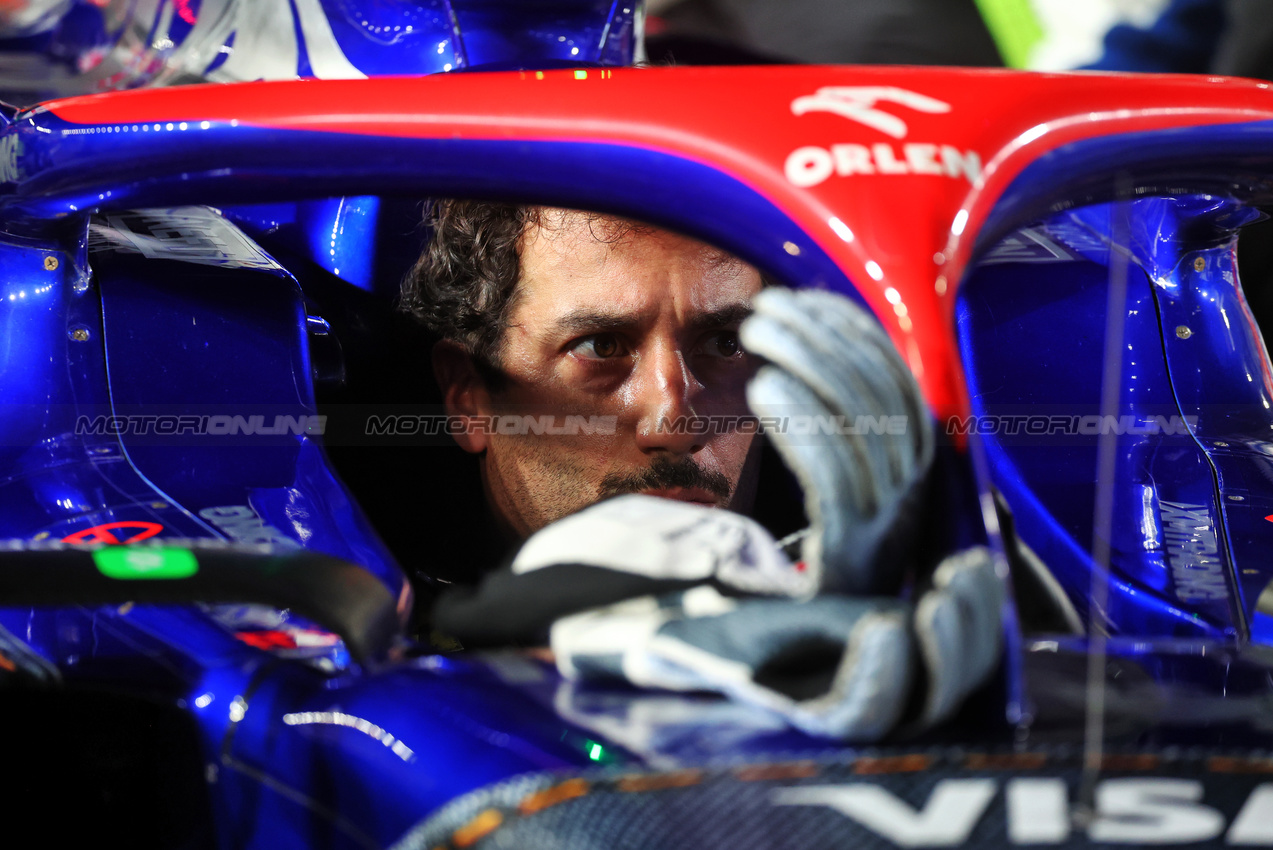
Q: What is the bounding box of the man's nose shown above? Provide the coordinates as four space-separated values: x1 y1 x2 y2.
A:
634 345 703 455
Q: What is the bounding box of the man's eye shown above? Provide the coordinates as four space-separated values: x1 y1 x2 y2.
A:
572 334 627 360
701 331 742 359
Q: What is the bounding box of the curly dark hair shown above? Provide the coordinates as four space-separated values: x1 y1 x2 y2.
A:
400 200 652 371
399 199 541 370
400 200 765 376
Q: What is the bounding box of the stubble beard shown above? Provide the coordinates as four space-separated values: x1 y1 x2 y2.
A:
485 441 733 538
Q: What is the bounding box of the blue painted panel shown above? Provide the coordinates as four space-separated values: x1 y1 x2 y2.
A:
0 226 218 543
95 248 312 490
450 0 638 68
219 651 848 845
93 226 405 592
1114 197 1271 637
222 196 380 292
960 207 1231 636
318 0 467 75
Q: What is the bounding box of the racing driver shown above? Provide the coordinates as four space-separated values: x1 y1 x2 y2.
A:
399 200 764 546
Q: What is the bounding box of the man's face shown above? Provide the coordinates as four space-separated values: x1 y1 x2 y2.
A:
440 212 763 539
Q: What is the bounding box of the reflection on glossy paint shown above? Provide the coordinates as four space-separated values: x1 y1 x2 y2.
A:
827 217 854 243
1016 123 1049 148
1140 485 1160 551
283 710 415 761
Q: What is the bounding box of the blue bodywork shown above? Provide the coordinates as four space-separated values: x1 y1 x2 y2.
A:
0 0 642 102
5 2 1273 849
961 122 1273 646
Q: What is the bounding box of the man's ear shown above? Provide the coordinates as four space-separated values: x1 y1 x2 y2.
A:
432 340 490 454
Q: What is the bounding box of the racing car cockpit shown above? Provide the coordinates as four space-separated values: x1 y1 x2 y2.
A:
7 12 1273 845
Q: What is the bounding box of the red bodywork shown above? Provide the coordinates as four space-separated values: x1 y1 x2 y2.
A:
43 66 1273 418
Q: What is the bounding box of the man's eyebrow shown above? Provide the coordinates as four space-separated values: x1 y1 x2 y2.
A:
549 310 645 337
548 304 754 338
688 304 753 332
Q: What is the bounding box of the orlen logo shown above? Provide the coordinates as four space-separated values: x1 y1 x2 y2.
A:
784 87 982 188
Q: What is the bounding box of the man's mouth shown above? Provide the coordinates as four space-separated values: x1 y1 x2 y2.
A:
639 487 721 506
598 456 732 505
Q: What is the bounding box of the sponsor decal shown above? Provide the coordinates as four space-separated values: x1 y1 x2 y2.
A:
1159 500 1229 602
199 0 367 82
981 228 1084 265
174 0 197 25
282 710 415 761
89 206 283 271
791 87 952 139
0 134 23 183
0 0 372 104
773 777 1273 845
235 628 340 651
785 86 981 188
1037 220 1111 256
214 607 345 665
414 751 1273 849
199 505 300 549
63 521 164 544
235 629 298 650
93 547 197 580
786 142 982 188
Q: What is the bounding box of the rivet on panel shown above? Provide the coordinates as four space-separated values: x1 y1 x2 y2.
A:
69 327 90 342
44 255 59 271
1175 326 1193 339
1193 256 1206 272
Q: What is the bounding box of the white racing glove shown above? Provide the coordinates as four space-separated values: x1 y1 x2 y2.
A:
434 491 1003 740
430 495 814 647
740 287 934 594
542 503 1002 739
